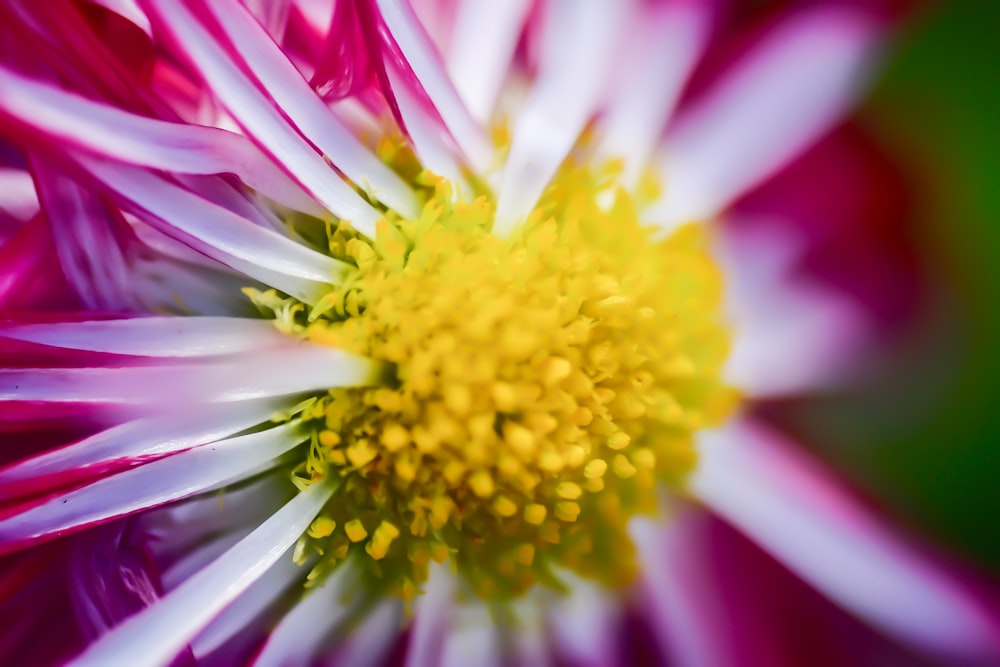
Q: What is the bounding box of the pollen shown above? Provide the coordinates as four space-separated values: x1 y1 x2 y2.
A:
252 159 738 599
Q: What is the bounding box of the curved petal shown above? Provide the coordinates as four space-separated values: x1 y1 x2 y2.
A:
650 8 879 232
69 480 335 667
691 418 1000 662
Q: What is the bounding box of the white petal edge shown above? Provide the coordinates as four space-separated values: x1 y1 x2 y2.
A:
1 317 289 357
691 418 1000 661
446 0 531 125
492 0 628 236
0 423 304 549
648 8 878 233
0 343 378 404
69 480 335 667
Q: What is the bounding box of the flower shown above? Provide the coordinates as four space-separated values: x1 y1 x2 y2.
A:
0 0 995 665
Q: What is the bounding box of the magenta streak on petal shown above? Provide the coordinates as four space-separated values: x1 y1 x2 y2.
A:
651 8 878 232
692 418 1000 662
0 342 379 405
0 214 80 312
75 156 344 302
0 67 322 217
85 0 153 36
69 480 334 667
371 0 493 174
0 400 279 502
493 0 626 237
199 0 419 219
309 0 376 100
0 422 304 556
403 564 453 667
140 0 382 235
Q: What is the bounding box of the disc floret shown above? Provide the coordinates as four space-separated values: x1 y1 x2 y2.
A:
253 163 737 599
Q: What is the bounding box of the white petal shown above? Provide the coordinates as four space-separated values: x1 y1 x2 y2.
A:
545 574 618 667
404 564 455 667
441 599 501 667
326 600 405 667
375 0 493 173
0 343 378 404
69 481 335 667
650 9 877 231
691 418 1000 660
0 400 279 492
0 167 38 221
447 0 531 124
1 317 287 357
492 0 628 236
596 2 709 187
0 423 304 549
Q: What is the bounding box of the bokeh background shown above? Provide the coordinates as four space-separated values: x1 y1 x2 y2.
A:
795 0 1000 580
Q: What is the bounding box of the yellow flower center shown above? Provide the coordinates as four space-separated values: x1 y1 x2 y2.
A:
251 158 737 599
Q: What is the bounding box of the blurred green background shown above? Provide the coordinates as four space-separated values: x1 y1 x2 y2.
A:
810 0 1000 575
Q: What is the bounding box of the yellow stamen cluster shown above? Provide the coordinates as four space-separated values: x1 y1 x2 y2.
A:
257 162 737 599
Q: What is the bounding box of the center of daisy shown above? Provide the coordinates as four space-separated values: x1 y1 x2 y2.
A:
252 162 736 599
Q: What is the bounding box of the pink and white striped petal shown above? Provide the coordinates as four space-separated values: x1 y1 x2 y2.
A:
649 8 878 232
691 418 1000 662
545 575 620 667
200 0 420 219
0 422 304 553
404 564 455 667
715 221 867 397
0 400 279 499
493 0 628 236
140 0 383 235
0 343 378 405
69 480 335 667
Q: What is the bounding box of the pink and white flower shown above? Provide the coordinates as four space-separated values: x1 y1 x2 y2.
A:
0 1 995 665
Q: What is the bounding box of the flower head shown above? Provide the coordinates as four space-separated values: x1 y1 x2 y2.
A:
0 0 996 665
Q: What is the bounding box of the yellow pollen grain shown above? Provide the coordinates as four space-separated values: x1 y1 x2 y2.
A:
308 516 336 539
584 459 608 479
524 503 548 525
344 519 368 543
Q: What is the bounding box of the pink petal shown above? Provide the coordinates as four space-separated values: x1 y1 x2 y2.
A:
0 167 38 222
650 8 879 231
691 418 1000 662
69 480 334 666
